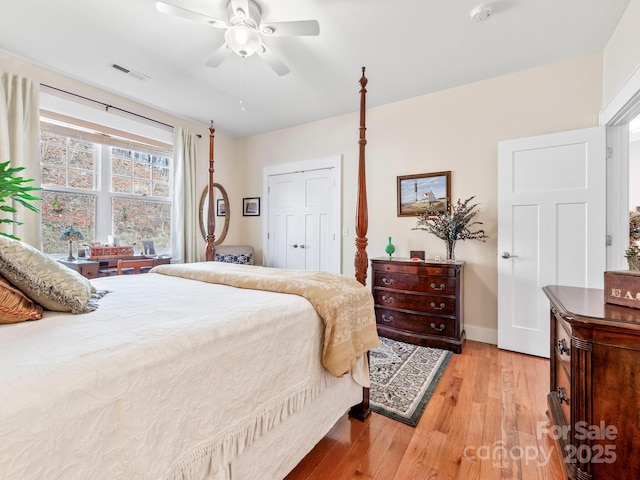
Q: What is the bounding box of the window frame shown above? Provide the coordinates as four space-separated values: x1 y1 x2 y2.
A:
40 116 174 254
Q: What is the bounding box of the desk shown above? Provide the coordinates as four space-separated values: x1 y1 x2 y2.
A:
58 259 99 279
60 256 171 278
95 255 171 277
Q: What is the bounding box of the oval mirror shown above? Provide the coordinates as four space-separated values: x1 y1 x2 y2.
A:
199 183 229 246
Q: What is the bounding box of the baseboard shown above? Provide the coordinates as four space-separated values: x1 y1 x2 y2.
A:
465 325 497 345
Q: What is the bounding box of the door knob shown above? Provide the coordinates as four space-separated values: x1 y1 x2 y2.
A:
290 244 298 248
501 251 518 259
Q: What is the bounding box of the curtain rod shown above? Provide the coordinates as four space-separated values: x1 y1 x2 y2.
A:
41 83 174 130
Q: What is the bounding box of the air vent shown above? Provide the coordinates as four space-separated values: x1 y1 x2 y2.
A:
110 64 150 81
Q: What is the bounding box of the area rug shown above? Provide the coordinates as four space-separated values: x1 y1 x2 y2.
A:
369 337 452 427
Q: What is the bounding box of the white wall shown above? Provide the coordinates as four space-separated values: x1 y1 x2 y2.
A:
241 54 603 343
603 0 640 106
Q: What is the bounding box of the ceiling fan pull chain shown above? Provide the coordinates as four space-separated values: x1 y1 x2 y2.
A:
239 61 247 112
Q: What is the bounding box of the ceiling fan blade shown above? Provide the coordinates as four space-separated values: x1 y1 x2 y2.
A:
156 1 227 28
257 45 290 76
260 20 320 37
229 0 251 19
204 43 232 68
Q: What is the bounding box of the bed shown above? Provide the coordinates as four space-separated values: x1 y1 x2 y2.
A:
0 68 374 480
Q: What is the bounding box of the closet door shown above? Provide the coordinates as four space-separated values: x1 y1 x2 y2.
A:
267 168 336 272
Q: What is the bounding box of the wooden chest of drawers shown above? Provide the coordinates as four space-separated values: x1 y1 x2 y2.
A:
371 258 464 353
544 285 640 479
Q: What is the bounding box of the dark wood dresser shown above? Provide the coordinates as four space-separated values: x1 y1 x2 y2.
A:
371 258 464 353
543 285 640 479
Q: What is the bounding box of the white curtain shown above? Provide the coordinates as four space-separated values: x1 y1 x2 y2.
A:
171 127 199 263
0 72 40 247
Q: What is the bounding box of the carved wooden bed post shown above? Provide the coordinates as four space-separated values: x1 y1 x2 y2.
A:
354 67 369 286
205 121 216 261
350 67 372 422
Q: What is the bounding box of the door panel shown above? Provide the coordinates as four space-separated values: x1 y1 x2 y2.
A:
498 127 605 357
267 167 337 272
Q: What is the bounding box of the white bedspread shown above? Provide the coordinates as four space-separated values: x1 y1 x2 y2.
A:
0 272 360 479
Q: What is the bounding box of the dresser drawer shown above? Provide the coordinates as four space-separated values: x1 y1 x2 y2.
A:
373 271 457 295
376 307 456 338
373 289 456 316
373 261 457 277
554 310 571 377
553 353 571 425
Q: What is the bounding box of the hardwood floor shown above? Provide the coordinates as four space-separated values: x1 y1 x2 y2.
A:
286 340 567 480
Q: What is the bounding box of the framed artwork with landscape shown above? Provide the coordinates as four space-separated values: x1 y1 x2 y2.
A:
397 171 451 217
243 197 260 216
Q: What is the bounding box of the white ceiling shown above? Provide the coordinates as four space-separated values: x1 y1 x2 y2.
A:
0 0 631 137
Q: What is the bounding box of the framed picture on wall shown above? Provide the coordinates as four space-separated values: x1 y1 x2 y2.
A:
397 171 451 217
243 197 260 216
216 198 226 216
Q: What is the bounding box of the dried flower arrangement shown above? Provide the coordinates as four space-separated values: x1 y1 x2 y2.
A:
413 195 488 261
625 212 640 270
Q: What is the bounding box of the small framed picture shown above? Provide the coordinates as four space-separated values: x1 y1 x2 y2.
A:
243 197 260 216
216 198 226 216
397 171 451 217
142 240 155 255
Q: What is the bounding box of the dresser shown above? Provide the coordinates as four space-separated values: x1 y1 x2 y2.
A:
543 285 640 479
371 258 464 353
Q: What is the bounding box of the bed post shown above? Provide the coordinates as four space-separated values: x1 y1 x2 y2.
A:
349 67 372 422
205 121 216 261
354 67 369 286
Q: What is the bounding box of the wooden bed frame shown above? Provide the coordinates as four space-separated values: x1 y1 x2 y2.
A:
204 67 372 421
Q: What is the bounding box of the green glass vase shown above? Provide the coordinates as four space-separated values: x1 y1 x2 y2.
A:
385 236 396 259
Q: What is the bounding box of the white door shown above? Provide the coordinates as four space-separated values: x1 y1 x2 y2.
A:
497 127 606 357
267 167 337 272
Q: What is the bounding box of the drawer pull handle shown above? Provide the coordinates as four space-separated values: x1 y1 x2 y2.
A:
381 295 394 303
430 322 445 332
381 277 394 286
556 386 568 404
430 302 446 310
381 314 393 323
557 339 570 356
430 282 445 291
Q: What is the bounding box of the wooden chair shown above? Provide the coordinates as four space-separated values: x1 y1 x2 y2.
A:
116 258 157 275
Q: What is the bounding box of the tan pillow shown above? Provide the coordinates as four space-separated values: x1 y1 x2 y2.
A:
0 235 94 313
0 276 43 323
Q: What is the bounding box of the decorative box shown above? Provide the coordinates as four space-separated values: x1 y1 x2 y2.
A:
88 245 134 258
604 270 640 309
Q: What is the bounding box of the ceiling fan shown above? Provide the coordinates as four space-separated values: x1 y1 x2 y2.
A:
156 0 320 76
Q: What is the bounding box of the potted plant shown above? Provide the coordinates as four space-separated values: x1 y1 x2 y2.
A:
0 160 41 240
413 195 488 261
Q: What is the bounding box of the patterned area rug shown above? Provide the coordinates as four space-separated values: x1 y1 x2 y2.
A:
370 337 452 427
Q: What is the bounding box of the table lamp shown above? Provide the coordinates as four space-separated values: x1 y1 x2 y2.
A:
60 226 84 261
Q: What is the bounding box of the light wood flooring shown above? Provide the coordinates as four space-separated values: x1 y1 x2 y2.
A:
286 340 567 480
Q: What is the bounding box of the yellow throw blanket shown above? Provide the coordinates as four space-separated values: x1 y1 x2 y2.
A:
151 262 380 377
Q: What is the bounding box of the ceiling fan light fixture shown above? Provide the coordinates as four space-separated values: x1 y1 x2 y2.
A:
470 4 493 22
225 25 262 57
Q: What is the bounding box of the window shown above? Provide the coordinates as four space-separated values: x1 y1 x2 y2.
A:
40 119 172 255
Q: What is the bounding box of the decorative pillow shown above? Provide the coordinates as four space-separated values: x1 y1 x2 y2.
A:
214 252 253 265
0 276 43 323
0 236 95 313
